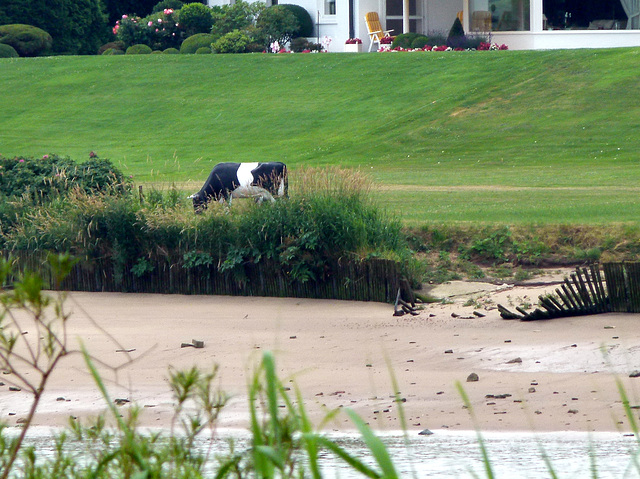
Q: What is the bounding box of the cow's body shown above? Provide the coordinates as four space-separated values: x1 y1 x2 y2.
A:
189 162 288 211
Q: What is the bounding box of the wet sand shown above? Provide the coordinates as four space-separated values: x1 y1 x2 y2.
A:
1 277 639 433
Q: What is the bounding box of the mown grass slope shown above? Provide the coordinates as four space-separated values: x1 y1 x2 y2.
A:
2 49 640 223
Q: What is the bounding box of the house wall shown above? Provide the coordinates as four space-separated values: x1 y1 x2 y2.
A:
492 30 640 50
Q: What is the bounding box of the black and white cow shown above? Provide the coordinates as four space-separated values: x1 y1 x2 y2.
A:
189 162 288 211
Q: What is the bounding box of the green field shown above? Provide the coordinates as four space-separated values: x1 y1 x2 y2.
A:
2 49 640 224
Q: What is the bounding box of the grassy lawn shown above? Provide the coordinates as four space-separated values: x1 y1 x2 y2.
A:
2 49 640 224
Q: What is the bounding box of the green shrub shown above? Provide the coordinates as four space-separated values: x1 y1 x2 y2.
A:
0 43 18 58
98 40 125 54
256 5 299 46
212 29 250 53
0 24 52 57
0 154 129 203
152 0 184 13
195 46 211 54
410 35 430 49
210 1 265 37
152 50 163 54
180 33 215 53
102 47 124 55
142 8 183 50
179 2 213 36
126 43 153 54
279 4 313 37
289 36 320 52
115 15 152 48
447 17 467 49
163 47 180 53
391 32 420 49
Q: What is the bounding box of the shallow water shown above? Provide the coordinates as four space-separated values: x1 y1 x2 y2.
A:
11 427 640 478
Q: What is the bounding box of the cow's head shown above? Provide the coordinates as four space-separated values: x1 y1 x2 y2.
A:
188 192 207 213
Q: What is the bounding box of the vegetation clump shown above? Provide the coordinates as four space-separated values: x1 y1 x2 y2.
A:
0 24 52 57
180 33 215 53
0 43 18 58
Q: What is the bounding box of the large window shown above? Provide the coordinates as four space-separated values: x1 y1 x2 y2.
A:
385 0 421 34
469 0 530 31
543 0 635 30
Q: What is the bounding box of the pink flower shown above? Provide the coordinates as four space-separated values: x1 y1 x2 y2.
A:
148 21 153 26
43 154 49 159
164 8 173 14
19 159 24 163
157 18 162 23
122 14 128 19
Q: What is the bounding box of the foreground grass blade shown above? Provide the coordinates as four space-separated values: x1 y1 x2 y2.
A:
456 382 495 479
308 434 382 478
345 409 398 479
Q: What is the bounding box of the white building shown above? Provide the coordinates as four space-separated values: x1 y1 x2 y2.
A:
206 0 640 52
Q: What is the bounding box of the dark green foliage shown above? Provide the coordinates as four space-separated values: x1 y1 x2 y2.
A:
114 15 152 48
448 17 465 39
212 30 251 53
391 32 420 49
195 46 211 54
126 43 152 54
410 35 430 49
0 43 18 57
289 37 321 52
256 5 299 47
180 33 215 53
0 154 128 197
447 17 476 49
279 4 313 37
179 2 213 36
143 9 184 50
152 0 184 13
163 47 179 53
102 0 158 25
102 47 124 54
0 24 52 57
210 0 264 37
0 0 109 55
98 40 125 54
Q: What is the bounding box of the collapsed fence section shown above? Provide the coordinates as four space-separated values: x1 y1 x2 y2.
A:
1 251 407 303
499 262 640 320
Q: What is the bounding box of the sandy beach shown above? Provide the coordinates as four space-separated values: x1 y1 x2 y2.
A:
2 272 640 434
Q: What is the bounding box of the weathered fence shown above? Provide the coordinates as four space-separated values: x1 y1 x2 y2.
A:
1 251 406 303
499 262 640 320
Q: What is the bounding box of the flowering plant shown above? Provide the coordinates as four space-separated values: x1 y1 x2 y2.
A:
345 38 362 44
478 42 508 51
379 36 394 44
114 9 184 50
321 35 332 52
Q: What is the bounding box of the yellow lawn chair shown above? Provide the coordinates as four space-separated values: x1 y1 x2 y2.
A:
364 12 394 52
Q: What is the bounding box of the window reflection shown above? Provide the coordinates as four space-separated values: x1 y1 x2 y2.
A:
469 0 530 31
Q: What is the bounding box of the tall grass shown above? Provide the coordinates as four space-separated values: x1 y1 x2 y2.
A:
0 168 408 286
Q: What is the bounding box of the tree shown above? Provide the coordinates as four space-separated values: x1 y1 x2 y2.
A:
210 1 264 38
255 5 299 48
0 0 109 55
179 2 213 36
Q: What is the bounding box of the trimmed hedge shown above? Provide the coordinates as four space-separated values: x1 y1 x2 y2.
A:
195 46 211 54
0 24 52 57
279 4 313 37
180 33 215 53
126 43 153 54
0 43 18 58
